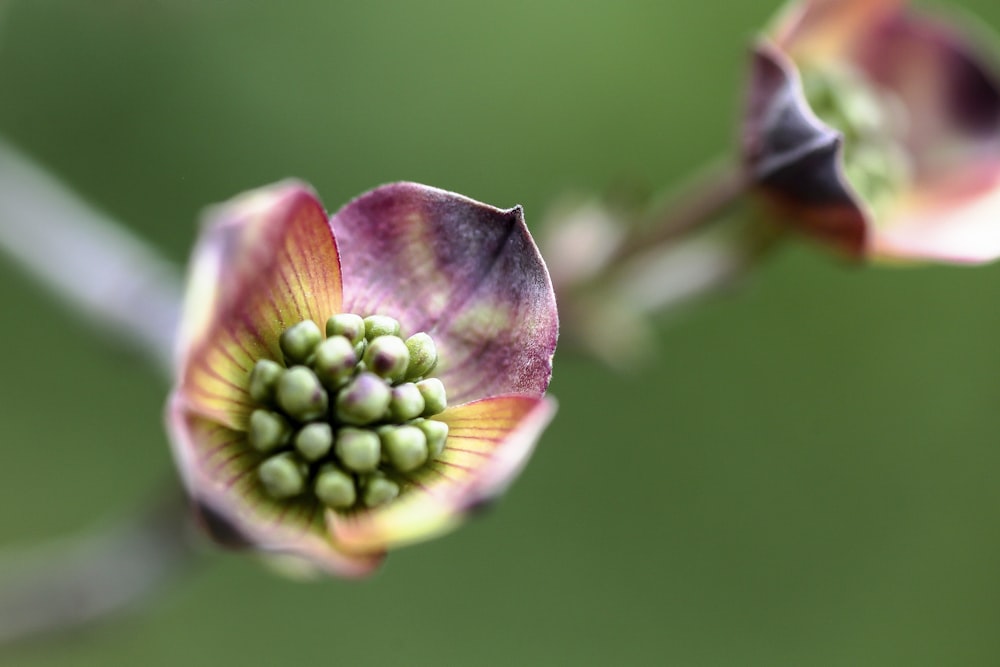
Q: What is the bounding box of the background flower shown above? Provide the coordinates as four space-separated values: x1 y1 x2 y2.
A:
744 0 1000 262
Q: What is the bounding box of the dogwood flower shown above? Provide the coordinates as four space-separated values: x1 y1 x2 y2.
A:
167 181 558 576
743 0 1000 262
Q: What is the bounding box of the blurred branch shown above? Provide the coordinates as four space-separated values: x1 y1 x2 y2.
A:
0 139 184 374
0 489 201 648
560 218 783 369
607 160 747 269
0 141 199 645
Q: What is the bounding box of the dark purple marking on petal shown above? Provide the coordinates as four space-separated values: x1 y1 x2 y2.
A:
743 43 868 256
332 183 558 404
861 13 1000 143
192 499 256 550
443 448 493 459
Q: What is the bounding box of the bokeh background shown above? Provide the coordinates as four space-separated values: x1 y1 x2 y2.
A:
3 1 1000 665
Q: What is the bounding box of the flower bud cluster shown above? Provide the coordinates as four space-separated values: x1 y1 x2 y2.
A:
245 313 448 511
800 64 913 217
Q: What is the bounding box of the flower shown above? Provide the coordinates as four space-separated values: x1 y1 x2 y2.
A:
742 0 1000 263
166 181 558 576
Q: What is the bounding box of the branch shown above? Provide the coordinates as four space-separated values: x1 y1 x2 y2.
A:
0 139 184 374
0 490 201 647
0 141 199 646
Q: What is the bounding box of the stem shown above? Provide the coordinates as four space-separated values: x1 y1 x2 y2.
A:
0 139 184 374
617 217 783 316
0 489 201 648
0 140 199 645
607 160 747 269
563 218 783 368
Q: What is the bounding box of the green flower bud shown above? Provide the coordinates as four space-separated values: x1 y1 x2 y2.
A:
363 335 410 382
363 315 400 340
389 383 426 422
381 425 429 472
279 320 322 365
248 409 293 453
248 359 284 403
276 366 329 422
312 335 357 389
416 418 449 459
335 427 381 473
326 313 366 346
259 452 307 499
416 378 447 416
295 422 333 462
362 474 400 508
314 465 357 509
335 372 391 425
404 332 437 380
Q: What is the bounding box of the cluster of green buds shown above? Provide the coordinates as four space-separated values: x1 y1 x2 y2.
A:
246 313 449 512
800 64 913 217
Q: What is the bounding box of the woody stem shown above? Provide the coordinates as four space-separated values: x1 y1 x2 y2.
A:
0 139 184 374
0 140 197 647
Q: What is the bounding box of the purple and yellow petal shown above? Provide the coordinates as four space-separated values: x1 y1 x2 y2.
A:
743 43 868 255
176 182 343 429
771 0 903 63
331 183 558 405
327 395 556 554
167 396 383 577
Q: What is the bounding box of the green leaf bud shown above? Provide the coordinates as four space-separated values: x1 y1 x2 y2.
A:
312 335 357 389
279 320 322 365
389 382 426 422
404 332 437 380
416 418 449 458
416 378 447 416
248 359 284 403
295 422 333 462
258 452 307 499
362 474 400 507
335 427 382 473
363 335 410 382
276 366 329 422
363 315 400 340
335 372 391 425
248 409 293 453
314 465 357 509
381 425 429 472
326 313 366 346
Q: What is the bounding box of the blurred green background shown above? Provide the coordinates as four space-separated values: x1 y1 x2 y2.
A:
4 1 1000 665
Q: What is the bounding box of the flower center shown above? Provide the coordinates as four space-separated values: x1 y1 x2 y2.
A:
244 313 449 512
801 63 913 219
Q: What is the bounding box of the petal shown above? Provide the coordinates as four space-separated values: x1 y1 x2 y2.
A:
854 12 1000 176
327 395 556 555
166 395 383 577
175 181 343 430
331 183 558 404
872 164 1000 263
771 0 903 63
743 43 869 256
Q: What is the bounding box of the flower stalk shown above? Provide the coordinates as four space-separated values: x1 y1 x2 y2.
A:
0 140 183 373
0 142 197 647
